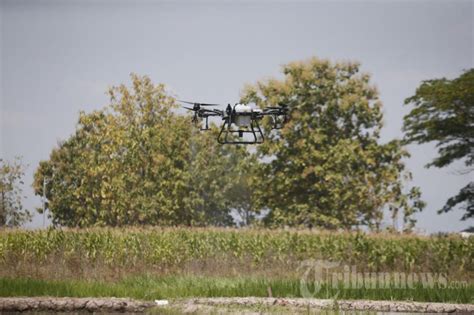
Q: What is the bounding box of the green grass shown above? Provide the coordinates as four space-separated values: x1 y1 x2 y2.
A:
1 275 472 304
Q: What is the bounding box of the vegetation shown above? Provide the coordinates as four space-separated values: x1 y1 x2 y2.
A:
1 227 472 303
1 275 472 303
0 157 31 226
1 228 472 281
241 57 425 230
33 74 251 227
33 58 426 231
9 62 471 304
403 69 473 220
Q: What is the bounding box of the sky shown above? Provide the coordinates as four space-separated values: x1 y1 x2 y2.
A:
1 0 472 232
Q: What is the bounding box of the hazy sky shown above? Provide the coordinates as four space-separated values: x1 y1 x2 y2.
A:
1 0 472 232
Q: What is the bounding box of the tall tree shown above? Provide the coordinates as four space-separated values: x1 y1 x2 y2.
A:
241 57 424 231
34 74 249 227
0 157 31 226
403 69 473 220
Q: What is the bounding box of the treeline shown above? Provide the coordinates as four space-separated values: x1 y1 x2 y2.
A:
30 57 472 230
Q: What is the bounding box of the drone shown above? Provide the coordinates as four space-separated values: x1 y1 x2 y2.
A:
179 100 289 144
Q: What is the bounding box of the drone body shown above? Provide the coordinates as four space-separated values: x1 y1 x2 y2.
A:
179 100 288 144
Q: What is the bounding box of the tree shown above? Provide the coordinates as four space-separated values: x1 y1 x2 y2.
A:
241 57 424 231
0 157 31 226
403 69 474 220
34 74 250 227
226 153 260 226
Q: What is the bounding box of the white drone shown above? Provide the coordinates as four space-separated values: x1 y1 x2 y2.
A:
179 100 289 144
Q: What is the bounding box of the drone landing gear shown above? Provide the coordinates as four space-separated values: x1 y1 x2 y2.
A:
217 120 264 144
200 116 211 131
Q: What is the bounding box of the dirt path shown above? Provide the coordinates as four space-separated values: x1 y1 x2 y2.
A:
0 297 473 313
182 297 474 313
0 297 154 313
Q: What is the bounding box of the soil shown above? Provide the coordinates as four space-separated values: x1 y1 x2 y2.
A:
1 297 473 313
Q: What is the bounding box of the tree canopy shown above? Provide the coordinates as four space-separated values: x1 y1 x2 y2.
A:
34 74 250 227
34 59 429 231
403 69 473 220
0 157 31 227
241 57 425 231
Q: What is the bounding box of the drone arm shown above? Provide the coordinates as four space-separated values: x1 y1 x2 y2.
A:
255 107 289 130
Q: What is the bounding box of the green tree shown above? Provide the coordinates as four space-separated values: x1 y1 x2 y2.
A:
34 74 249 227
0 157 31 226
241 57 424 231
403 69 473 220
226 153 260 226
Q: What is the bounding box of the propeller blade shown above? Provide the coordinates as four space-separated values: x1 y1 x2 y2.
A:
177 100 195 105
178 100 220 107
183 106 196 111
262 108 280 113
199 103 220 107
264 106 288 111
201 108 222 114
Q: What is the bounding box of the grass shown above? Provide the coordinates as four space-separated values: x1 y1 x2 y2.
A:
1 275 473 304
1 228 472 305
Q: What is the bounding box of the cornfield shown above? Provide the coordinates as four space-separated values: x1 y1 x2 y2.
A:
1 227 472 280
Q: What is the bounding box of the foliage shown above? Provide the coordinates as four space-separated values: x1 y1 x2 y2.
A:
1 227 472 279
226 153 261 226
0 157 31 226
1 275 472 303
240 57 424 230
403 69 474 220
33 74 250 227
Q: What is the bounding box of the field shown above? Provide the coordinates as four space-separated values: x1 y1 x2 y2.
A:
1 227 473 304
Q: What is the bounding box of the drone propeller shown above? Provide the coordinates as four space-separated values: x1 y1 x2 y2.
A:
201 108 223 114
264 104 289 110
178 100 221 107
183 106 223 116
